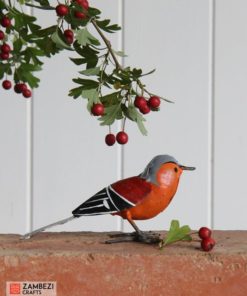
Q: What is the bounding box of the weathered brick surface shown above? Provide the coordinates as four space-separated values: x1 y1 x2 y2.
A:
0 231 247 296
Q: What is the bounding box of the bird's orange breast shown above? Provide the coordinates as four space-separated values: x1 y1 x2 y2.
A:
117 184 177 220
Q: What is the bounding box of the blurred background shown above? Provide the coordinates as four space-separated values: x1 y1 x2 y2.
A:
0 0 246 234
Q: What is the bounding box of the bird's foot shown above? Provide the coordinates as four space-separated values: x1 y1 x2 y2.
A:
105 231 161 244
134 231 161 244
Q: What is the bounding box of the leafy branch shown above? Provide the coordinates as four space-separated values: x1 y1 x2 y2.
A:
0 0 173 143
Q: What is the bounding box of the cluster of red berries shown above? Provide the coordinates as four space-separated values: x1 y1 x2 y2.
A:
105 131 128 146
0 15 32 97
2 80 32 98
90 103 128 146
0 15 12 61
134 95 161 114
198 227 216 252
90 96 161 146
56 0 89 44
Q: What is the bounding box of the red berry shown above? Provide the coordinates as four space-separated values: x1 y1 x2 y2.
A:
1 16 11 28
148 96 161 108
65 35 74 44
64 30 74 44
81 0 89 10
105 134 116 146
91 103 104 116
139 104 151 114
64 29 74 38
1 43 11 53
22 89 32 98
0 30 5 40
0 52 9 60
198 227 212 239
201 237 215 252
14 83 27 94
134 96 147 109
56 4 69 16
74 11 86 19
75 0 89 10
116 131 128 145
2 80 12 90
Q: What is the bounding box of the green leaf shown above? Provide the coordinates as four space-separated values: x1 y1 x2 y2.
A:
75 28 100 47
13 38 23 52
96 19 121 33
99 103 123 126
87 7 101 17
51 30 72 50
81 88 99 100
72 43 99 68
132 68 142 79
136 114 148 136
0 63 12 80
79 67 100 76
121 104 147 135
122 104 138 121
72 78 99 89
20 63 42 72
100 92 121 107
15 68 40 88
69 86 84 99
32 0 50 6
81 88 100 111
35 37 60 57
70 58 85 65
162 220 192 247
0 0 7 9
34 25 57 38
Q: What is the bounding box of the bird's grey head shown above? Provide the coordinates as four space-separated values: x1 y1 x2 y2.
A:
140 155 179 185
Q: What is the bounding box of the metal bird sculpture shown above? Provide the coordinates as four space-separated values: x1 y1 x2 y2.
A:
22 155 195 243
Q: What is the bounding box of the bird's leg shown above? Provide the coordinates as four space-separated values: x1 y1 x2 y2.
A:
106 216 161 244
127 218 161 244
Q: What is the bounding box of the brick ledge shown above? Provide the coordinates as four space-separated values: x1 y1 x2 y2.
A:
0 231 247 296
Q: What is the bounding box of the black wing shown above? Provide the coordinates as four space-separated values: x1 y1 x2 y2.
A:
72 186 135 217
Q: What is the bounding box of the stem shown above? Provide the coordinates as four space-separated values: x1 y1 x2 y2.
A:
137 79 174 103
25 3 55 10
91 19 123 71
122 117 127 131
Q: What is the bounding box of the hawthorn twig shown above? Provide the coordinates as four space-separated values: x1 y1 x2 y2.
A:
91 18 123 71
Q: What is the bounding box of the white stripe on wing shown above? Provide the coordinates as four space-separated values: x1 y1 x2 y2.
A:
106 186 120 211
109 185 135 206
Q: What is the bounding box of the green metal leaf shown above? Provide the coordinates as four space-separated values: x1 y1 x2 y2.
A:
162 220 192 246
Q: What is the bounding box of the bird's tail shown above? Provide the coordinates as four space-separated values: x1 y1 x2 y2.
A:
21 215 76 240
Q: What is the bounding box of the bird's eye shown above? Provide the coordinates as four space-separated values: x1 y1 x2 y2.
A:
174 167 178 173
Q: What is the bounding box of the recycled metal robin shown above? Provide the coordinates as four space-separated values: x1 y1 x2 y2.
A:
22 155 195 243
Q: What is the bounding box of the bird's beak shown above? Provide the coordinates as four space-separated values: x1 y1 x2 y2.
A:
179 165 196 171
